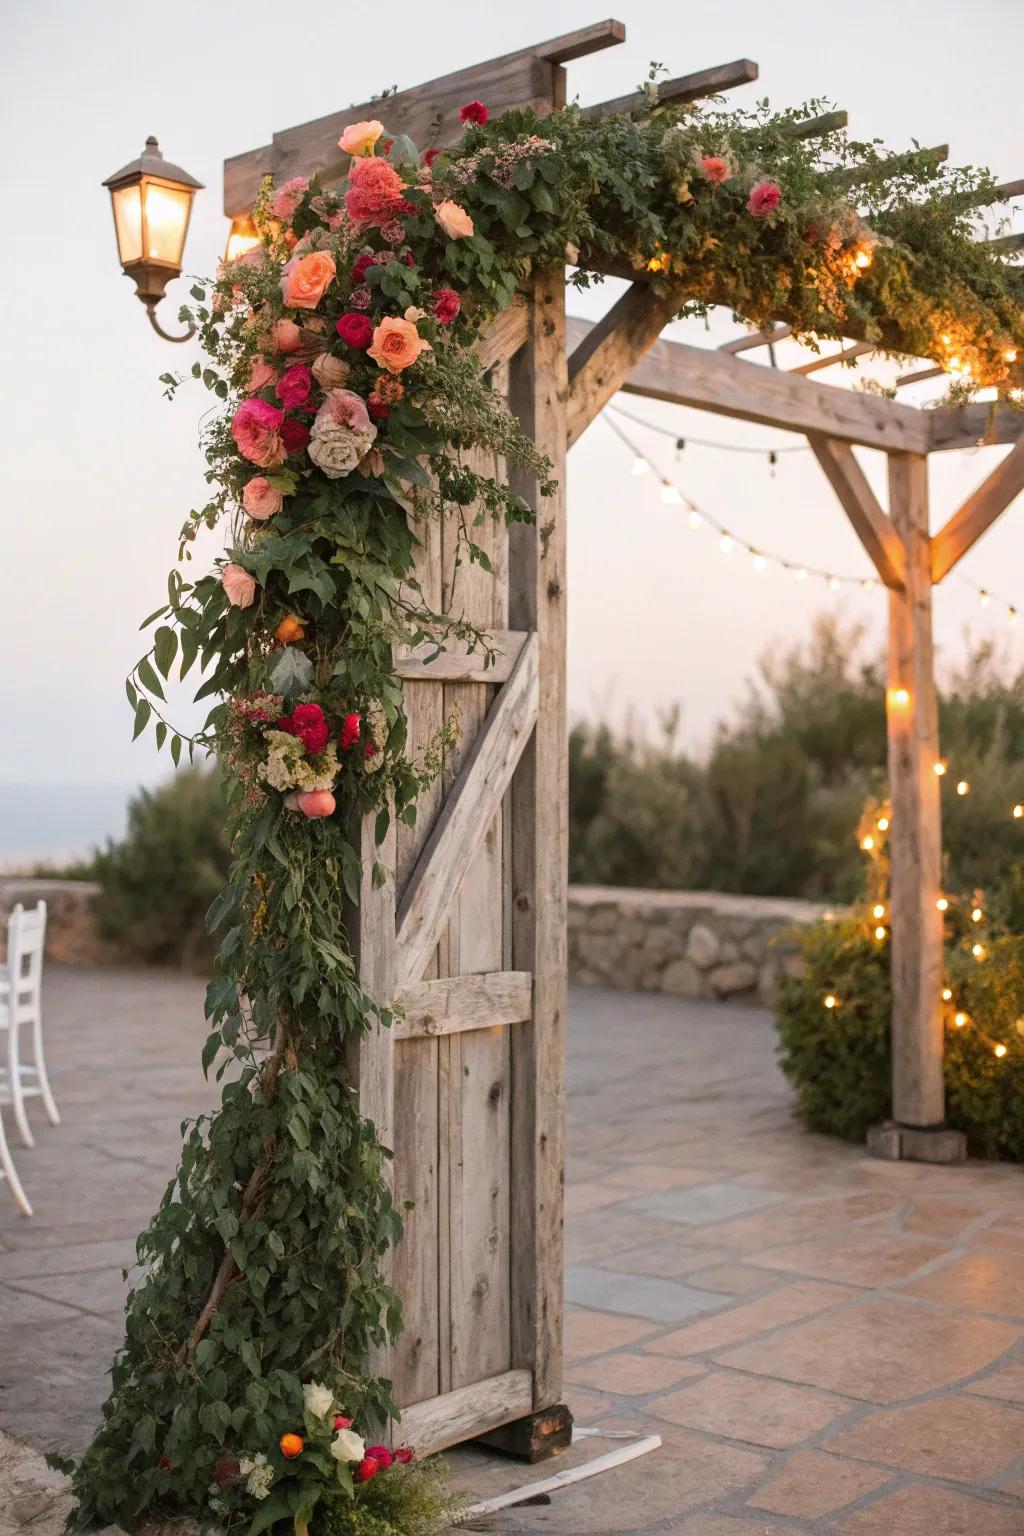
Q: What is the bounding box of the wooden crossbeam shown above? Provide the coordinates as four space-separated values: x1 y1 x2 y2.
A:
931 440 1024 582
784 110 848 141
985 231 1024 255
395 630 528 684
475 302 530 373
566 284 684 447
393 971 533 1039
566 315 931 452
582 59 758 120
929 404 1024 452
790 341 875 376
395 633 539 986
830 143 949 191
808 435 906 590
719 324 793 355
897 364 944 388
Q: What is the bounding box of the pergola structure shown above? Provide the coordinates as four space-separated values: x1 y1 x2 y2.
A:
225 21 1024 1456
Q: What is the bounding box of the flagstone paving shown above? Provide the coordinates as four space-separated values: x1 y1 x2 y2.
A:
2 968 1024 1534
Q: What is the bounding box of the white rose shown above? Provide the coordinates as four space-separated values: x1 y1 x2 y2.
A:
303 1381 334 1420
308 419 377 479
330 1429 366 1463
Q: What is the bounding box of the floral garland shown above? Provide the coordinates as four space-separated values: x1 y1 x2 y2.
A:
65 91 1022 1536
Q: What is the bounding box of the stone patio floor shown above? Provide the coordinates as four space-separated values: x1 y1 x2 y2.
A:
1 966 1024 1534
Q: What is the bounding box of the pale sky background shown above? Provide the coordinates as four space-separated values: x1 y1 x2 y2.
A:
2 0 1023 836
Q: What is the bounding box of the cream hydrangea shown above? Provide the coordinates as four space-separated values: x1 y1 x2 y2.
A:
262 731 339 792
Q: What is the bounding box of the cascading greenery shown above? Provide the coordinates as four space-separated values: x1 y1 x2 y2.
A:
64 86 1022 1534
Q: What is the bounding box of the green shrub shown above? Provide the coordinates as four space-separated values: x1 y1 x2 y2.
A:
91 767 231 968
776 897 1024 1160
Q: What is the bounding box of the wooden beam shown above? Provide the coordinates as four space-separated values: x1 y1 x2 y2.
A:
475 301 530 373
399 1369 533 1455
984 231 1024 255
582 58 758 119
566 285 683 447
394 971 533 1039
784 110 848 141
928 403 1024 452
537 19 626 63
395 634 539 987
566 315 931 452
790 341 875 376
719 324 793 355
830 143 949 191
897 365 944 388
931 440 1024 582
395 630 528 684
886 452 945 1132
808 435 906 590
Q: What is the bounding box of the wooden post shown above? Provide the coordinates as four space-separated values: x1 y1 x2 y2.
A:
870 453 966 1164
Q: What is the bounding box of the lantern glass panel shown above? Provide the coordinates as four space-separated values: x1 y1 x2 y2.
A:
111 182 143 266
142 181 193 267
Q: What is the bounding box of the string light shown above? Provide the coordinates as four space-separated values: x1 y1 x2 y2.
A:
942 987 953 1001
971 907 983 922
823 994 838 1009
632 456 650 477
937 897 949 911
1014 804 1024 819
660 481 683 505
934 761 947 777
890 688 910 708
876 816 890 831
873 903 886 919
688 510 702 531
994 1043 1008 1058
957 780 970 796
972 943 986 960
862 835 875 851
874 925 887 941
719 534 734 554
752 551 767 572
954 1011 969 1027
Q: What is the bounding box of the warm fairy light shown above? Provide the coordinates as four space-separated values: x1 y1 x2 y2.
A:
873 903 886 919
942 987 953 1001
874 925 887 941
861 835 875 851
1006 348 1019 364
954 1011 969 1027
957 780 970 796
752 552 767 571
823 994 838 1009
876 816 890 831
862 578 876 592
1014 804 1024 819
971 907 983 922
854 249 872 269
890 687 910 708
972 943 986 960
937 897 949 911
794 566 808 581
688 510 702 530
934 761 947 776
720 534 734 554
980 590 991 608
632 456 650 477
828 576 840 591
994 1043 1008 1058
660 482 682 505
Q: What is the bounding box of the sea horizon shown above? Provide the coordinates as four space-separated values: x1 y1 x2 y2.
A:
0 783 135 871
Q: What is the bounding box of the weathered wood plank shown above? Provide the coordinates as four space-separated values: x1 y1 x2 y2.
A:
785 110 848 141
808 434 906 591
719 324 794 354
566 284 684 447
398 1369 533 1455
475 302 530 374
565 315 931 452
931 439 1024 582
394 972 533 1038
395 630 527 684
395 635 539 987
790 341 875 376
582 58 758 119
507 269 568 1410
928 403 1024 452
886 452 945 1129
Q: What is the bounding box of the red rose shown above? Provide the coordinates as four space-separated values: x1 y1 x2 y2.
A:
351 253 374 283
368 396 390 421
460 100 488 125
158 1456 173 1472
339 712 361 751
213 1458 239 1487
432 288 461 324
333 1414 353 1431
281 418 311 453
292 703 329 754
423 148 440 168
275 363 313 411
354 1456 380 1483
336 312 375 349
404 252 415 268
366 1444 394 1469
394 1446 414 1465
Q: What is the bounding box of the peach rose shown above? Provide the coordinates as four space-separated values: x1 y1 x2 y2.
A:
222 563 256 608
271 319 303 353
435 200 473 240
312 353 351 390
242 477 283 520
367 316 431 375
247 355 275 392
339 120 385 157
282 251 337 310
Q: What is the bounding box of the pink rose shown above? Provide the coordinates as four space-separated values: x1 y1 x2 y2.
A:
241 476 283 520
247 355 275 393
697 155 732 185
221 563 256 608
339 120 384 157
275 364 313 411
323 389 371 433
231 399 286 468
435 200 473 240
747 179 782 218
271 319 303 353
272 176 309 221
282 251 336 310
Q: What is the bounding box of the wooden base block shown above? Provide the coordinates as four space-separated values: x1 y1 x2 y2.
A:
867 1121 968 1164
475 1403 574 1463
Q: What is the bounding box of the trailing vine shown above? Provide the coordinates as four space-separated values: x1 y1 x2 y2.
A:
64 87 1021 1535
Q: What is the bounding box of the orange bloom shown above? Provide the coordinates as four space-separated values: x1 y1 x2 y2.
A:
275 616 305 644
283 252 336 310
280 1432 304 1459
435 200 473 240
339 119 384 156
367 315 431 375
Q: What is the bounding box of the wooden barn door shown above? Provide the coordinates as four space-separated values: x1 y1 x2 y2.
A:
352 275 568 1453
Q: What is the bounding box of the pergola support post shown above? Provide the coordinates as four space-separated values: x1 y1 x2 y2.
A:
868 452 966 1165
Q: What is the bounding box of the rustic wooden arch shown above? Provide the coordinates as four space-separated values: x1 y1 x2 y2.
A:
225 21 1024 1456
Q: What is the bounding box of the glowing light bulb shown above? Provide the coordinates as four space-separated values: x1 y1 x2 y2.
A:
873 904 885 920
994 1043 1007 1058
854 249 872 269
937 897 949 912
688 510 702 530
1005 348 1018 363
1014 804 1023 819
980 590 991 608
954 1011 968 1027
876 816 890 832
823 994 838 1009
720 534 734 554
957 780 970 796
934 761 947 776
660 482 682 505
942 987 953 1001
794 566 808 581
862 578 876 592
971 907 983 923
632 456 650 477
891 687 910 707
828 576 840 591
874 925 887 941
752 552 767 571
861 836 875 852
972 943 985 960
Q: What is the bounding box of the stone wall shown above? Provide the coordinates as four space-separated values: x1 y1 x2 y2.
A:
569 885 834 1007
0 879 125 965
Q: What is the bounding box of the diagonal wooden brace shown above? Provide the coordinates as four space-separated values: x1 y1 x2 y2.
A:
930 438 1024 582
566 283 684 447
808 434 907 591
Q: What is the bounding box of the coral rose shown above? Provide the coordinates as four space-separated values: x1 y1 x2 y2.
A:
747 179 782 218
345 157 407 226
367 315 431 375
231 399 285 467
432 288 460 324
272 176 309 221
282 251 336 310
336 312 374 349
271 318 303 353
222 564 256 608
312 353 350 390
247 355 275 392
279 1433 304 1459
460 100 488 125
696 154 733 185
435 200 473 240
242 476 283 520
339 120 385 156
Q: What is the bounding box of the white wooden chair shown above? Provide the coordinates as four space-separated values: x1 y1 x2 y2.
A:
0 901 59 1148
0 1096 32 1215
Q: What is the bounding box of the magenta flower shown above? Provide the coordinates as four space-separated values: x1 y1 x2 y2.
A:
747 179 782 218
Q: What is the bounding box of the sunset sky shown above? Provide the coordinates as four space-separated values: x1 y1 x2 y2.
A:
3 0 1023 801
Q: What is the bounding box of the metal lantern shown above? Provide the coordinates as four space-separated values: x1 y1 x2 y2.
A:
103 136 203 341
